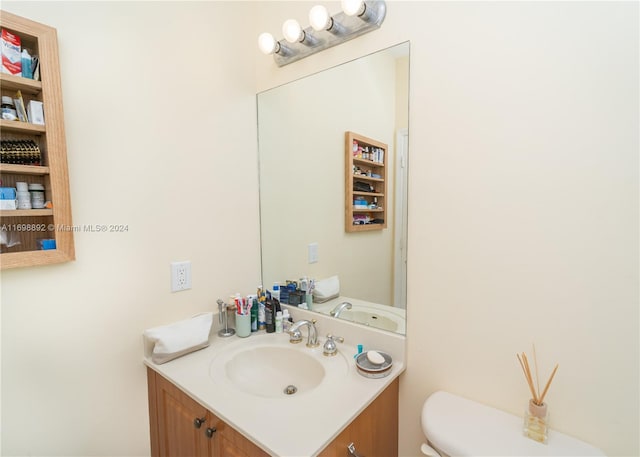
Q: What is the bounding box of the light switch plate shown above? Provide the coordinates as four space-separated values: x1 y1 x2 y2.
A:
308 243 318 264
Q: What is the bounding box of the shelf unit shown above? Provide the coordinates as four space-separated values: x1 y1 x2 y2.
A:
345 131 387 232
0 11 74 269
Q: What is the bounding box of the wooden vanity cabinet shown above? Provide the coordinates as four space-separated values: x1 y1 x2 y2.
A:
147 368 268 457
318 378 399 457
147 367 398 457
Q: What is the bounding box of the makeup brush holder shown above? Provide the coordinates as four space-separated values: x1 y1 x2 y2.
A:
523 399 548 444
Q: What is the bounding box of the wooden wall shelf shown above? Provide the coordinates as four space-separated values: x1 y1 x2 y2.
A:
345 131 388 232
0 11 75 269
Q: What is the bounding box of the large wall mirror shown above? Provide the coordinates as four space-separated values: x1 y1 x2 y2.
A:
258 42 409 335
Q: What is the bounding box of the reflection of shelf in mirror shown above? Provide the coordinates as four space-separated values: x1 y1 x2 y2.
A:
0 209 53 217
353 157 384 167
353 191 384 197
350 224 385 232
0 164 50 175
352 208 384 213
352 174 383 182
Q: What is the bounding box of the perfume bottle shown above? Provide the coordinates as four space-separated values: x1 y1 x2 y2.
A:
523 400 548 444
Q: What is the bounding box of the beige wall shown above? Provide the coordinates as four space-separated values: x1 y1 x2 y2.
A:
395 56 409 130
255 1 639 456
1 2 260 456
0 2 637 457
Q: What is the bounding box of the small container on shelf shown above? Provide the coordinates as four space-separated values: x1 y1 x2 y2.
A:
1 96 17 120
28 183 45 208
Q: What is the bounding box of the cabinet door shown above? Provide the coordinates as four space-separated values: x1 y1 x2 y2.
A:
319 378 399 457
149 369 215 457
215 419 270 457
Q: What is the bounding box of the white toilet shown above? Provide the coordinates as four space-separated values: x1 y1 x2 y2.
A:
421 391 605 456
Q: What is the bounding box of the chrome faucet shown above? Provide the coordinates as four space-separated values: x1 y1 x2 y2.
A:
330 301 352 318
288 319 319 347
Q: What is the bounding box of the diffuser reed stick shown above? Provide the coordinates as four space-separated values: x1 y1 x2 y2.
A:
516 350 558 406
538 364 559 405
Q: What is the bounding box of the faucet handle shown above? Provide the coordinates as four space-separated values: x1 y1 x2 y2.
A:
323 333 344 356
288 328 303 344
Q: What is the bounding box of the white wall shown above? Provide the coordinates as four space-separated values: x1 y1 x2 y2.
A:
255 2 639 456
258 49 398 305
1 2 260 456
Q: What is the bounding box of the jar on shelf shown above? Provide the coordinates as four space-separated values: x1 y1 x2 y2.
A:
28 183 45 209
1 96 17 121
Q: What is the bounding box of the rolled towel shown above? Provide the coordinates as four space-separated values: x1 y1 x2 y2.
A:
144 312 213 364
312 275 340 303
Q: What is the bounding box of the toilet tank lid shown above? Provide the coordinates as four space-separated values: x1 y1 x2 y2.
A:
421 391 604 457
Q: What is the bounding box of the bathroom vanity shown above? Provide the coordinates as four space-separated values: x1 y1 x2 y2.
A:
147 368 398 457
144 309 405 457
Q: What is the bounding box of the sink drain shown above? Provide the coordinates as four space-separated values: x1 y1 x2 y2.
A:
283 385 297 395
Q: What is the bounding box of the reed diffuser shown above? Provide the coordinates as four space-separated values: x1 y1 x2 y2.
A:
517 347 558 444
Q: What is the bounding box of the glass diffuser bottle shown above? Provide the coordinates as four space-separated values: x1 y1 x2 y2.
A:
523 399 548 443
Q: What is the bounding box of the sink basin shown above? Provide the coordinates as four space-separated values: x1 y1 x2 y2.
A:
209 334 349 398
225 346 324 397
340 310 398 332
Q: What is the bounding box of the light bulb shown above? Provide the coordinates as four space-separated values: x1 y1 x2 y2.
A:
257 32 278 55
341 0 365 16
282 19 304 43
309 5 332 31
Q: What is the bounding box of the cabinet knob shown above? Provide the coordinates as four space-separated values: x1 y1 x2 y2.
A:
193 417 206 428
205 427 217 438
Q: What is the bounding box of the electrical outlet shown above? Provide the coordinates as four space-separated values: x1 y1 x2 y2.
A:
308 242 318 264
171 261 192 292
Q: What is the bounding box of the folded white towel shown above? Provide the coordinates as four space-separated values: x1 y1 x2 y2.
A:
312 275 340 303
144 312 213 364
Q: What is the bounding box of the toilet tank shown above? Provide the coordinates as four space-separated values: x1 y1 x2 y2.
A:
421 391 604 456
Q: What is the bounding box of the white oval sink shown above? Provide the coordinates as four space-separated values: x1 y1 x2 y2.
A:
209 334 349 398
225 346 325 397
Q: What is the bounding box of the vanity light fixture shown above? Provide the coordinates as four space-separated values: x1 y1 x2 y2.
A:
258 0 387 67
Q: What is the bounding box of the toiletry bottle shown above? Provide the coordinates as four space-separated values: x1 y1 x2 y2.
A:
272 282 280 302
257 285 266 330
282 309 292 332
275 311 283 333
258 301 266 330
250 297 258 332
265 298 275 333
21 49 32 79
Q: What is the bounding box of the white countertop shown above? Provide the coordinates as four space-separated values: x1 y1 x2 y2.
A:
144 320 405 457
